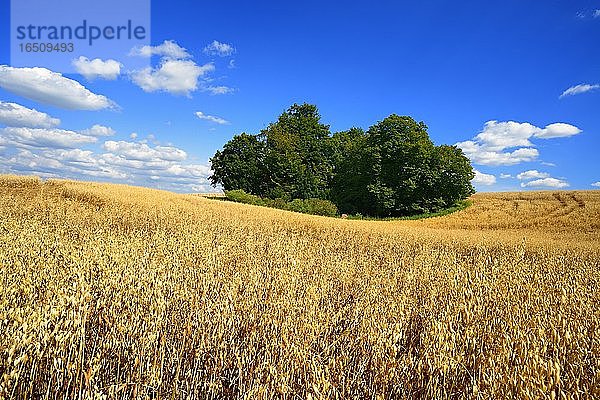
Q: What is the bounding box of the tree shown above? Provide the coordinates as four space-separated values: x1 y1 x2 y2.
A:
329 127 371 214
262 103 332 199
364 115 438 216
209 106 475 218
431 145 475 206
209 133 267 196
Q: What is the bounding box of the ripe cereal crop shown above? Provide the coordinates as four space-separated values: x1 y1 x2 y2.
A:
0 175 599 399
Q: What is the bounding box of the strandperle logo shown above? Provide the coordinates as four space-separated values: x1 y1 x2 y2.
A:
10 0 151 73
15 20 147 46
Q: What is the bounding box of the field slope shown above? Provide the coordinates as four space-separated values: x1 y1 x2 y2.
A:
1 175 599 399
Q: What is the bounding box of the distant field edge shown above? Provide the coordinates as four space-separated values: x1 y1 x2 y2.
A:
201 187 474 221
346 199 473 221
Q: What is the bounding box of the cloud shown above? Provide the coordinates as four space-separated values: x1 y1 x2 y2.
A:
228 59 236 69
0 138 214 192
195 111 229 125
592 182 600 187
80 124 116 137
46 148 98 165
203 40 236 57
0 148 127 180
499 173 512 179
161 163 211 178
129 40 236 97
204 85 235 95
0 101 60 128
514 170 569 189
131 59 215 96
516 170 550 180
561 83 600 97
0 125 215 192
457 140 539 166
520 178 569 189
560 84 600 98
130 40 191 59
0 127 98 149
102 140 187 162
472 169 496 185
0 66 115 110
45 149 127 178
576 10 600 19
97 140 212 190
469 121 538 151
456 120 582 166
104 138 213 188
534 123 582 139
72 57 122 80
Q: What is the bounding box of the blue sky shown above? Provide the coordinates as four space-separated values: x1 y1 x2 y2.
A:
0 0 599 192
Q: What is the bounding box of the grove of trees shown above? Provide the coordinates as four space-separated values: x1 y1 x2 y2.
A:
209 103 475 217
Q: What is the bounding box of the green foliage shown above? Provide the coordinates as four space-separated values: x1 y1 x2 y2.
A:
262 103 333 199
285 198 338 217
329 127 371 215
332 115 475 217
212 105 475 218
263 197 288 210
209 133 267 196
224 189 265 206
364 115 438 216
431 145 476 206
225 189 338 217
347 199 472 220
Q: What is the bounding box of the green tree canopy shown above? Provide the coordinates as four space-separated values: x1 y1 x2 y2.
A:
261 103 332 199
329 127 370 215
209 133 267 196
431 144 476 206
364 115 438 215
210 105 475 217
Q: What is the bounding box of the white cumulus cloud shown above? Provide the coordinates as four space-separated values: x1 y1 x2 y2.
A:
0 101 60 128
592 181 600 187
470 121 538 151
131 60 215 96
0 130 215 193
0 148 127 180
203 40 236 57
472 169 496 185
195 111 229 125
0 66 115 110
516 170 550 180
102 140 187 162
520 178 569 189
535 123 582 139
457 140 539 166
129 40 235 96
80 124 116 137
130 40 191 60
0 127 98 149
456 120 581 166
72 57 122 80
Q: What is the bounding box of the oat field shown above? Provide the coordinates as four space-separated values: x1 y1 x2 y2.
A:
1 175 599 399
